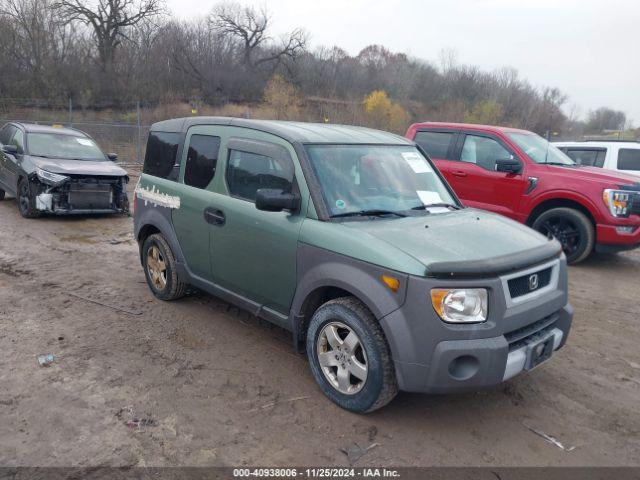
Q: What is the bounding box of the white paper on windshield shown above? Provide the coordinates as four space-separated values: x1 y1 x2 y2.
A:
402 151 432 173
417 190 443 205
76 138 94 146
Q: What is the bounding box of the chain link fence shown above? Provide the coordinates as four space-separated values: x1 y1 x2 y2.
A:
0 99 152 165
0 96 400 165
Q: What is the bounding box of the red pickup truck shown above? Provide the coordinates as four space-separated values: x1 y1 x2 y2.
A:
406 122 640 263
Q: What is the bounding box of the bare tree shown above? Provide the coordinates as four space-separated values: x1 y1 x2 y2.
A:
210 2 307 69
0 0 77 96
53 0 164 74
585 107 627 133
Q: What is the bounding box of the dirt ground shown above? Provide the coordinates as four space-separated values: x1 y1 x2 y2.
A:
0 174 639 468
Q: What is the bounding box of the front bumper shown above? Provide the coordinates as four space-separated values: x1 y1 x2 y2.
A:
379 256 573 393
595 223 640 252
32 175 129 215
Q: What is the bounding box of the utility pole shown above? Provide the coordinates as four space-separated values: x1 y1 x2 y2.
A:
136 101 142 163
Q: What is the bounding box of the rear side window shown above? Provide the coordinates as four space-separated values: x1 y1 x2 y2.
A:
618 149 640 171
143 131 181 181
414 131 454 159
565 149 606 168
184 134 221 189
226 150 294 202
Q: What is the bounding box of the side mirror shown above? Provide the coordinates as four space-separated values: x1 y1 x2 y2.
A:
495 158 522 174
256 188 300 212
107 153 118 161
2 144 18 155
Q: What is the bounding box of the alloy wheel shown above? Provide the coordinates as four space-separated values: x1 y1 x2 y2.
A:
146 245 167 291
316 321 368 395
537 216 581 257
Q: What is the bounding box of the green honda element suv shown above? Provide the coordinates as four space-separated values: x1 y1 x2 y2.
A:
134 117 573 413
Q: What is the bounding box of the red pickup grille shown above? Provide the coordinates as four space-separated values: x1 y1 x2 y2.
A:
631 194 640 216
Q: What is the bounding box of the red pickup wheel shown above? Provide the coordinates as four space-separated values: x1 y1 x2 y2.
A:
532 207 594 264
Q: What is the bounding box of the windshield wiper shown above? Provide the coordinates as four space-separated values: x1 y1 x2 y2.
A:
411 203 461 211
31 154 54 158
330 209 407 219
544 161 576 167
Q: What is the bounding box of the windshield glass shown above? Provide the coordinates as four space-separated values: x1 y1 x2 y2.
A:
305 145 456 217
27 133 106 161
507 132 575 165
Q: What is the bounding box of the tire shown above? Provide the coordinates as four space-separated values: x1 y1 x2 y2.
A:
142 233 187 301
306 297 398 413
17 178 40 218
532 207 594 264
0 188 5 201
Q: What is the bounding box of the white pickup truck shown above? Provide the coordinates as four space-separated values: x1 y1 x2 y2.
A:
553 140 640 177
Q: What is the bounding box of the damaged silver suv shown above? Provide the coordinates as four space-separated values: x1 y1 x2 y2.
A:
0 122 129 218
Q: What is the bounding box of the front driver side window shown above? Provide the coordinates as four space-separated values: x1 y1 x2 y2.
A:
10 129 25 154
226 149 294 202
461 135 511 171
0 125 16 145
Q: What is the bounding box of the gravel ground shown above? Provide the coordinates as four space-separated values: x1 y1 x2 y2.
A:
0 174 639 467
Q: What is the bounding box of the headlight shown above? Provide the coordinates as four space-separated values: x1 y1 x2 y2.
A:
431 288 488 324
36 167 69 186
603 189 632 218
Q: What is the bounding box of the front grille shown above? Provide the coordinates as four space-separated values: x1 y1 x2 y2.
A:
507 266 552 299
631 194 640 216
505 314 557 351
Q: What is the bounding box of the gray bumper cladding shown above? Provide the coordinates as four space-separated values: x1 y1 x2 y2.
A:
387 305 572 394
502 327 563 381
378 256 573 394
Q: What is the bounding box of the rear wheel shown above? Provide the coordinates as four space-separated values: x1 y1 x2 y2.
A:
142 233 186 301
18 179 39 218
532 207 594 264
306 297 398 413
0 188 5 200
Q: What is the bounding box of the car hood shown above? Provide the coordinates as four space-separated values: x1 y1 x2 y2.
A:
340 208 561 276
30 156 127 177
540 164 640 187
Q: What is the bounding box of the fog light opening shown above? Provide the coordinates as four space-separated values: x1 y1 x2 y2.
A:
615 226 636 235
448 355 480 381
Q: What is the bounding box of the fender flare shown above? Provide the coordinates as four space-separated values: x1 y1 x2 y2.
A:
524 190 600 224
134 204 186 265
292 258 408 321
289 245 409 352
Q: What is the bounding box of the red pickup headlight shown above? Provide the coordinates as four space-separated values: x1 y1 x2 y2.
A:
602 189 632 218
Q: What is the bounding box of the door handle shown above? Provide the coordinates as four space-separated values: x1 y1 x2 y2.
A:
204 207 225 226
451 170 468 177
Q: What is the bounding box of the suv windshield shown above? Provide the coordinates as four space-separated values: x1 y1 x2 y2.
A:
507 132 575 166
305 144 456 217
27 132 106 161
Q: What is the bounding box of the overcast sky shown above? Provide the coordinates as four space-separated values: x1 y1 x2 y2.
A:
166 0 640 124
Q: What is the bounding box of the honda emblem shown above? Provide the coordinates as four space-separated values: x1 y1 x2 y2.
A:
528 273 539 291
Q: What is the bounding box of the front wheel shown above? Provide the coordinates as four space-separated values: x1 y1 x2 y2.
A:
306 297 398 413
532 207 594 264
18 179 39 218
0 188 5 201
